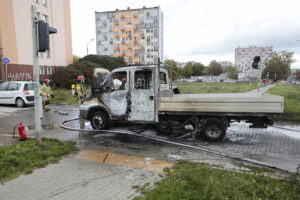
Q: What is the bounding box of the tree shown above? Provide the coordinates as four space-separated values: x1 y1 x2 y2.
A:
191 62 205 76
294 70 300 81
262 51 295 80
73 55 80 63
183 62 193 77
227 66 238 79
69 61 98 84
51 67 82 88
164 59 182 80
206 60 223 76
79 54 127 71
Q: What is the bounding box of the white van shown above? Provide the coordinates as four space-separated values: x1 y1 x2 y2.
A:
0 81 35 108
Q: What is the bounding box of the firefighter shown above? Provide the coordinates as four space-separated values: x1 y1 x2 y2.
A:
40 78 53 112
75 75 86 104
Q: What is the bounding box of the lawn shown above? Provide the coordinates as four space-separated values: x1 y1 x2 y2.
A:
0 138 76 182
175 82 257 94
134 161 300 200
268 84 300 123
52 88 77 104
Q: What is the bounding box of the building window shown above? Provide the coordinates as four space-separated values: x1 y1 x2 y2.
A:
33 0 39 4
39 66 45 74
42 0 48 7
42 15 48 23
37 12 41 20
47 66 52 74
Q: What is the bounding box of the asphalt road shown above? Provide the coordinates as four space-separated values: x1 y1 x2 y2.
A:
0 105 32 119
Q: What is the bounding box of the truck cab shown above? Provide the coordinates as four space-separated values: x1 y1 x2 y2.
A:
80 65 170 129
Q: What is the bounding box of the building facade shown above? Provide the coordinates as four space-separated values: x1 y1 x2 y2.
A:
0 0 73 81
235 46 273 78
95 6 164 65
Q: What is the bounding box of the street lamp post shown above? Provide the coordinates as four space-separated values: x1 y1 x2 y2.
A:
87 38 94 55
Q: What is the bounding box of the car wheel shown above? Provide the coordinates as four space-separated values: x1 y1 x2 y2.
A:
201 118 226 142
90 111 107 130
16 98 25 108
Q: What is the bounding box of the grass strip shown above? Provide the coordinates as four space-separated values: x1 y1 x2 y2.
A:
0 138 76 182
52 88 77 104
134 160 300 200
175 82 257 94
268 84 300 123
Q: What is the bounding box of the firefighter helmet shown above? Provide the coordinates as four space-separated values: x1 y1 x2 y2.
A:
77 75 85 81
44 78 50 84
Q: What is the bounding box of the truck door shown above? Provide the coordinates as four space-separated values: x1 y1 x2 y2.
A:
128 68 158 122
101 70 129 118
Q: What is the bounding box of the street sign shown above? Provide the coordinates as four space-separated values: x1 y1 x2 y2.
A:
2 57 10 64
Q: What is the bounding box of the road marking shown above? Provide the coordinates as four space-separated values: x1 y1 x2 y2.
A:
74 150 173 174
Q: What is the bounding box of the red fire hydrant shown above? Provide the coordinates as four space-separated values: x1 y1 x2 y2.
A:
18 122 27 141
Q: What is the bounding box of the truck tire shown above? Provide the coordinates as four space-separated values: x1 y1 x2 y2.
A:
201 118 226 142
90 111 107 130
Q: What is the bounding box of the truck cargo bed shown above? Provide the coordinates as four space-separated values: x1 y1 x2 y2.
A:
159 93 284 114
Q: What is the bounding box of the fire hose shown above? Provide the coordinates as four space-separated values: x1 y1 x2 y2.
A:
60 117 295 173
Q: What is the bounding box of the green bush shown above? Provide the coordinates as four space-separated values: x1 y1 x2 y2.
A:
78 54 126 71
51 67 81 88
68 61 98 84
51 55 127 89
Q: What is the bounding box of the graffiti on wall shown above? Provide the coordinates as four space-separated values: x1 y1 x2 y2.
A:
7 73 32 81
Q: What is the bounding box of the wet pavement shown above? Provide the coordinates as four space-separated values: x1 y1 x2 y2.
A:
0 104 299 172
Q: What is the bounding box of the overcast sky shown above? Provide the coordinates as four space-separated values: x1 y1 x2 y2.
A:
70 0 300 68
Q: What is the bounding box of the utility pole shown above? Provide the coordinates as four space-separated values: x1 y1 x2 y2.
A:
31 5 43 143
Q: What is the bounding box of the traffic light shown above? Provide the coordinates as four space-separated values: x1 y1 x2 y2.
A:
252 56 260 69
37 20 57 52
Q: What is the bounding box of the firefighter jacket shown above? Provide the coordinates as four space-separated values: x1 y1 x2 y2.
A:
40 84 53 101
75 83 86 97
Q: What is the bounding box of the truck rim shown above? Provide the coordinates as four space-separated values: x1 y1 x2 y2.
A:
93 114 103 129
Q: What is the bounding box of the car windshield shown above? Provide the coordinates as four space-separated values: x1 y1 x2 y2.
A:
24 83 34 90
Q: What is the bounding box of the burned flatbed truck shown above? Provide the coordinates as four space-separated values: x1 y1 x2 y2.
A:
79 65 284 142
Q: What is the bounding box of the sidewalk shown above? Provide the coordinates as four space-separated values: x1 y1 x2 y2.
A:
0 154 162 200
246 84 275 94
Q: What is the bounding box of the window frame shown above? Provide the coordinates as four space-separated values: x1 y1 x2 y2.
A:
39 66 45 74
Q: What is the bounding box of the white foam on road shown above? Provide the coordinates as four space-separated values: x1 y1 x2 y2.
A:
268 126 300 140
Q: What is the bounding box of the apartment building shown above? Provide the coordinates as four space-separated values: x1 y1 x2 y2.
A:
95 6 164 65
0 0 73 81
235 46 273 78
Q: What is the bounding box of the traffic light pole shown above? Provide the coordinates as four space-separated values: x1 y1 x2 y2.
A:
31 5 43 142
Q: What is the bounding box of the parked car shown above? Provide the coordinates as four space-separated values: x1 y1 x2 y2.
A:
0 81 35 108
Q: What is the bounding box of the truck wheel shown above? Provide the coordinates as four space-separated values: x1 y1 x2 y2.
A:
201 118 226 142
90 111 107 130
